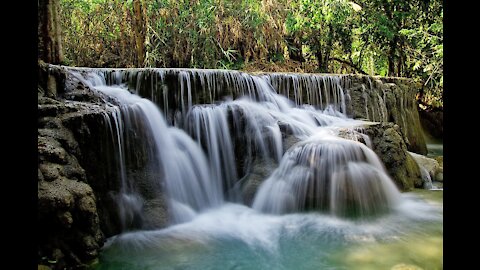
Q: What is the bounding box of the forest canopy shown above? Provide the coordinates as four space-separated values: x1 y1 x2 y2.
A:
58 0 443 107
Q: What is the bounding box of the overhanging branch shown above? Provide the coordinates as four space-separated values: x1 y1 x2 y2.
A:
330 57 368 75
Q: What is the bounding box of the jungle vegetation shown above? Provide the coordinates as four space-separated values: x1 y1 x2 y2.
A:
54 0 443 106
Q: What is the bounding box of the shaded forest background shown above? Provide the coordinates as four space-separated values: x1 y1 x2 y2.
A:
46 0 443 107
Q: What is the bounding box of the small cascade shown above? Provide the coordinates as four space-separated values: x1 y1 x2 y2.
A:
419 166 434 190
253 133 401 218
265 73 348 114
100 106 144 231
72 71 224 226
67 68 356 124
185 104 239 200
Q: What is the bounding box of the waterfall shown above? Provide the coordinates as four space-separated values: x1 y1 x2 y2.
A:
43 66 445 270
100 106 145 231
265 73 348 114
252 133 400 217
185 104 239 200
73 72 223 225
67 67 405 229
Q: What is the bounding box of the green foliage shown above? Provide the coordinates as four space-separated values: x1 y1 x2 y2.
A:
59 0 443 105
284 0 358 72
398 4 443 107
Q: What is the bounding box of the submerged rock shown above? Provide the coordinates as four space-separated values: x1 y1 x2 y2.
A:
240 158 278 206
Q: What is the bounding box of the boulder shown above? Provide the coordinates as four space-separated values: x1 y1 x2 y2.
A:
344 76 427 155
38 176 104 268
363 123 422 191
408 152 442 182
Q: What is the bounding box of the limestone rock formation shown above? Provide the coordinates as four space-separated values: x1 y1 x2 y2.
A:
38 88 105 269
409 152 442 182
363 123 422 191
38 64 122 269
345 76 427 155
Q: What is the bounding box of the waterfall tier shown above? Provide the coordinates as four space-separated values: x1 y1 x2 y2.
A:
65 66 426 155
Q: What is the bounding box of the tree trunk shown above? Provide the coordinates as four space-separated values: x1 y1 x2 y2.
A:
315 26 334 73
315 49 325 72
38 0 63 64
397 39 405 77
132 0 146 67
388 36 398 76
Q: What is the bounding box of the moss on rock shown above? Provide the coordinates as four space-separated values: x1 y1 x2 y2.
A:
363 123 422 191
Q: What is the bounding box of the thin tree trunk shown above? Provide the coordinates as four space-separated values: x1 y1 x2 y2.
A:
388 36 398 76
119 5 127 66
397 39 405 77
132 0 146 67
315 49 325 72
38 0 63 64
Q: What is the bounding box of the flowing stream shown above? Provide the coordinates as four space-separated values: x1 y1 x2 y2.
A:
70 68 442 270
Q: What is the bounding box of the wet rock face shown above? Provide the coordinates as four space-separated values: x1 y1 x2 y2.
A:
344 76 427 155
38 64 173 269
409 152 443 182
240 158 278 206
38 91 105 268
37 65 118 269
363 123 422 191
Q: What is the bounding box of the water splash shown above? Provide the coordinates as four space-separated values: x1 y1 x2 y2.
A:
253 134 401 218
97 197 442 270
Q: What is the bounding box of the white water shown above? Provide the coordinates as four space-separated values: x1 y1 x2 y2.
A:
97 197 442 270
252 134 401 217
71 68 405 222
74 72 224 224
66 68 442 269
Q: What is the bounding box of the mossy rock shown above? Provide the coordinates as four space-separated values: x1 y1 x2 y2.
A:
364 123 422 191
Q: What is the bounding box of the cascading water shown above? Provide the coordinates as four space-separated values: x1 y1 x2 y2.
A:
66 67 441 270
100 106 144 231
252 133 401 217
75 72 224 224
265 73 348 114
